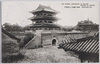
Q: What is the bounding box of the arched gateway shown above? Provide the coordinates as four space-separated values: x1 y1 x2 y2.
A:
52 39 56 46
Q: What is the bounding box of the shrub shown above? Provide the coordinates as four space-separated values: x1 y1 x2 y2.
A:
19 32 35 48
2 36 25 63
2 52 25 63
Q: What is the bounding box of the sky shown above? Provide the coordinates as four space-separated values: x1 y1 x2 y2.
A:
2 1 99 27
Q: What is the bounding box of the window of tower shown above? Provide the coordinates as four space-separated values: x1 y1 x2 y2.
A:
48 14 52 16
49 21 52 23
37 14 39 16
36 21 40 23
40 21 42 23
44 14 46 15
36 21 38 23
44 20 47 23
49 28 51 30
39 20 42 23
44 28 47 30
38 21 40 23
48 14 50 16
41 14 43 15
47 21 48 23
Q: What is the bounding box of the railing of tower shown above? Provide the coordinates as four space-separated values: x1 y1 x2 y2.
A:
41 30 67 33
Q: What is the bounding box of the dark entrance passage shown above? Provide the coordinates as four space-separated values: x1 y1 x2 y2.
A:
52 39 56 46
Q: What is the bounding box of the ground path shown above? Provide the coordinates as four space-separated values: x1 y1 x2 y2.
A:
18 46 81 63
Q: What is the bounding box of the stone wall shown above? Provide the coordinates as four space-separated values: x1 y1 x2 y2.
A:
41 33 88 47
24 29 90 48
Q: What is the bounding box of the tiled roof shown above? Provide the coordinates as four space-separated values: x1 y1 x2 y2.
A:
24 23 62 29
30 5 58 14
30 16 59 21
59 33 99 54
61 34 87 44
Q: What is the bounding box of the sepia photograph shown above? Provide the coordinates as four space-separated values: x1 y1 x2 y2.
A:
1 1 99 63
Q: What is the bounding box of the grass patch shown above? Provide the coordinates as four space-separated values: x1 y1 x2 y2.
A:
2 53 25 63
2 33 25 63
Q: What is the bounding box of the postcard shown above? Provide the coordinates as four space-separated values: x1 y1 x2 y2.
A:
1 0 99 63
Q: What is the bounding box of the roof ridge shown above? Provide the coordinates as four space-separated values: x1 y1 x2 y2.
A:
30 5 59 13
36 4 51 10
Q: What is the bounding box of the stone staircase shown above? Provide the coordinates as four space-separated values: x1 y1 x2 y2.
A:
24 30 42 49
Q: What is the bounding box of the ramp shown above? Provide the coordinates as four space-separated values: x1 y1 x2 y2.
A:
24 31 42 49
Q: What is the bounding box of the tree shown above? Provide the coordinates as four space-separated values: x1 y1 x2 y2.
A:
3 23 12 31
3 23 24 32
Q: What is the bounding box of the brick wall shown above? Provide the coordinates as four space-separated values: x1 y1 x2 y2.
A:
41 33 87 46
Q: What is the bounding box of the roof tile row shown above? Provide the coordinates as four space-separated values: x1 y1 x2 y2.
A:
59 33 99 54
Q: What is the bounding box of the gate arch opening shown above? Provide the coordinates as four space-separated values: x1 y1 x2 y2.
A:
52 39 56 46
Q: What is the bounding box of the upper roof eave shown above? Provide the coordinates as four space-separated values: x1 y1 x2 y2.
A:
29 5 59 14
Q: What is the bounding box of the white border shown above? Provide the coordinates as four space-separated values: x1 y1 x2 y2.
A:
0 0 100 64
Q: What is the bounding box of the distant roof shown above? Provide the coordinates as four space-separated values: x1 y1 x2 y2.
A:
77 19 98 26
30 5 59 14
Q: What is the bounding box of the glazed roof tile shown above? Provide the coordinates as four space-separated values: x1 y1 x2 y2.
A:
30 5 58 14
59 32 99 54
